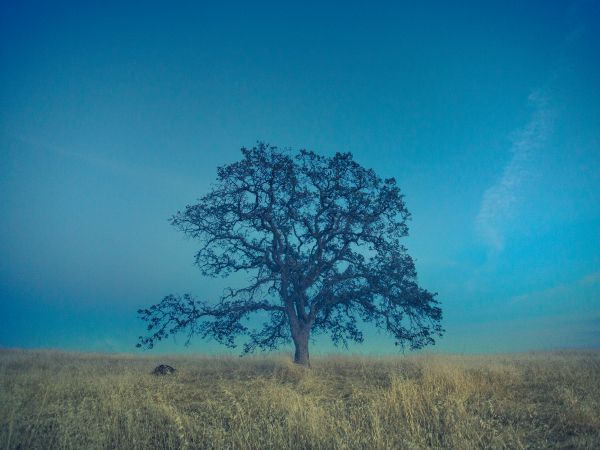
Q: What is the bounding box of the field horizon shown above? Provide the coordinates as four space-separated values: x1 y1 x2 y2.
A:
3 344 600 356
2 348 600 449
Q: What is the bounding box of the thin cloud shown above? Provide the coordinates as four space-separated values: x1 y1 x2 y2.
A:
475 91 554 251
581 272 600 285
7 133 202 193
475 24 585 252
510 270 600 304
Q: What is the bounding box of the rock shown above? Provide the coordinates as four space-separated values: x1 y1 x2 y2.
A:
152 364 176 375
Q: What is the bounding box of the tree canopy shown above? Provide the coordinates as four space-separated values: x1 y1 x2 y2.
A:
137 143 443 365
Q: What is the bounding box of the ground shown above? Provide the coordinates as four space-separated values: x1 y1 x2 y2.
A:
1 349 599 449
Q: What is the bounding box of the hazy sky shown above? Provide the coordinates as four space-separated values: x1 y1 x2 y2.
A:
1 0 599 355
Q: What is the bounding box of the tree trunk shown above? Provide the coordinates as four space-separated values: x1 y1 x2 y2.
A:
292 329 310 367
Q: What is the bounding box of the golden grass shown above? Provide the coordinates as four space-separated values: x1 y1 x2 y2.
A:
1 349 599 449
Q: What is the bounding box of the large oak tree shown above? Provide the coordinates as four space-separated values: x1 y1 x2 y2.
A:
137 143 443 366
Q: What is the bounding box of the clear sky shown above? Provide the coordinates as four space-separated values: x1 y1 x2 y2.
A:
1 0 599 355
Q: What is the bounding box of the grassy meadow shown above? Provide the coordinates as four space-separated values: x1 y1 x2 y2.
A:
1 348 599 449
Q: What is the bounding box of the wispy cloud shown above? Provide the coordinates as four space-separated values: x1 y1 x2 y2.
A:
579 271 600 285
475 90 554 251
7 133 202 193
475 23 588 252
510 270 600 305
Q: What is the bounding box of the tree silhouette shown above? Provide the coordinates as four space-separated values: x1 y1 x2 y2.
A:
137 143 443 366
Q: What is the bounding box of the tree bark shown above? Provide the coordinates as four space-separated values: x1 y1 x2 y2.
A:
292 329 310 367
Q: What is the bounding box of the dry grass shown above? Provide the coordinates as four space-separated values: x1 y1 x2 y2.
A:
1 349 599 449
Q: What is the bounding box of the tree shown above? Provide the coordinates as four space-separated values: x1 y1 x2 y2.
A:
137 143 443 366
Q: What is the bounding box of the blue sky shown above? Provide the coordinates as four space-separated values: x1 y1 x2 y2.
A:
1 0 599 355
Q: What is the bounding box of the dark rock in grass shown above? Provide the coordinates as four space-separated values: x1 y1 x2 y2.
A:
152 364 176 375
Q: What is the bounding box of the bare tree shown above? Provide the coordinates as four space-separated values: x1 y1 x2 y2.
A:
137 143 443 366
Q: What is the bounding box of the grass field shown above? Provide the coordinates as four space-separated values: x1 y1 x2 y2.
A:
1 349 599 449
